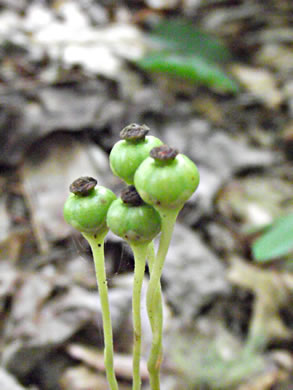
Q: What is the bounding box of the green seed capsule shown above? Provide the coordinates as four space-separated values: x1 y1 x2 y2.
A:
109 123 163 185
107 186 161 244
134 145 200 210
64 177 117 234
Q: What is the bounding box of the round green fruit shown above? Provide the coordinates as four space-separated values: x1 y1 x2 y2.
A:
109 123 162 185
64 178 117 234
134 145 200 210
106 197 161 244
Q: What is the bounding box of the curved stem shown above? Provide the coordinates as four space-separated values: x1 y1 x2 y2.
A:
147 244 163 344
131 243 148 390
146 242 163 390
83 231 119 390
146 208 179 390
147 242 163 336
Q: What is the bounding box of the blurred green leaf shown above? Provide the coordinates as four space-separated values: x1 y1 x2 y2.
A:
137 19 238 93
137 51 239 93
252 213 293 262
148 19 232 64
172 331 265 389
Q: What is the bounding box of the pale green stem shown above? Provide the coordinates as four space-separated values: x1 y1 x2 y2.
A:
83 231 119 390
146 241 156 271
146 242 163 389
130 243 149 390
147 242 163 330
146 208 179 390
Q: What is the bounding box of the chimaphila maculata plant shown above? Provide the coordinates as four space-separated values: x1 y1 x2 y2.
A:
107 185 161 390
64 124 200 390
134 144 200 389
63 177 118 390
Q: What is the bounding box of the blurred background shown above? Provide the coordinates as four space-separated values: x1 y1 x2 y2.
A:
0 0 293 389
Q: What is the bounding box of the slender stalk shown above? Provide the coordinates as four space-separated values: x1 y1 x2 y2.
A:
146 241 156 271
146 242 163 389
131 243 149 390
146 208 179 390
147 242 163 329
83 231 119 390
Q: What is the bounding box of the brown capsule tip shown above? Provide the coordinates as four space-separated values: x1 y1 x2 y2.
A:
69 176 97 196
150 145 178 161
121 185 144 206
120 123 150 141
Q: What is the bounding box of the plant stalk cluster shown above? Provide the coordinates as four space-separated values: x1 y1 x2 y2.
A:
63 124 200 390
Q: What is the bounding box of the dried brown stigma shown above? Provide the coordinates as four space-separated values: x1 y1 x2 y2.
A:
121 185 144 206
69 176 97 196
150 145 178 161
120 123 150 141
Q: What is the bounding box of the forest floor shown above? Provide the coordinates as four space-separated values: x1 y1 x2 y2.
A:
0 1 293 389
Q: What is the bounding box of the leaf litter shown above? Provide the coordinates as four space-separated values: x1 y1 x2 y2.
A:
0 1 293 389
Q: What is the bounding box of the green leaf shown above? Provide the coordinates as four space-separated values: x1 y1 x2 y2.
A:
137 51 239 93
136 19 238 93
252 213 293 262
148 19 232 64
